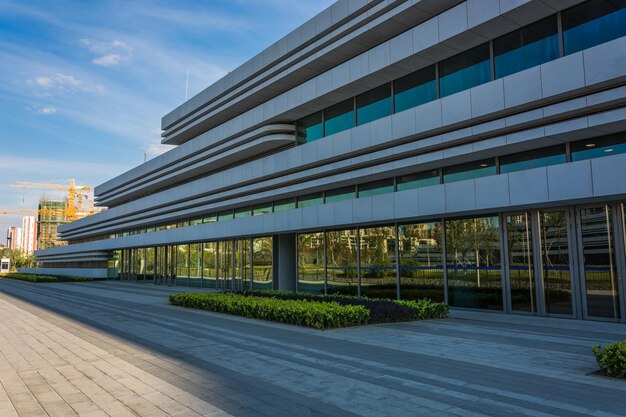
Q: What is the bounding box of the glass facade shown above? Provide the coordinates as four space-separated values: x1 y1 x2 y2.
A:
439 44 491 98
274 198 296 213
298 193 323 208
297 232 325 294
359 226 397 299
203 242 217 287
500 146 566 174
562 0 626 55
325 186 356 203
324 99 354 136
296 111 323 144
356 84 392 125
326 229 358 295
443 159 496 183
446 216 502 310
397 170 440 191
539 211 572 315
571 133 626 161
189 243 202 287
494 16 559 79
252 237 273 289
358 179 394 198
398 222 444 302
506 213 536 312
393 66 437 113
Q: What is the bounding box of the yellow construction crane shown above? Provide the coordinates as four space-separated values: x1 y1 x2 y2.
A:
10 179 92 222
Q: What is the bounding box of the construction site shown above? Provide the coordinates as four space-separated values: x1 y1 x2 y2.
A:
2 179 105 253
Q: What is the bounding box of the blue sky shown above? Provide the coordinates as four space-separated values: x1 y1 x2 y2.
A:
0 0 334 230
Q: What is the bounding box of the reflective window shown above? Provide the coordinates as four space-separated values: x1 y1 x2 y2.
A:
358 179 394 198
234 207 252 218
218 210 233 221
234 239 251 291
443 159 496 183
397 169 440 191
562 0 626 55
539 211 573 315
394 65 437 113
177 219 189 228
297 232 325 294
571 133 626 161
145 247 155 282
356 84 392 125
189 243 202 287
218 241 233 290
190 217 203 226
273 198 296 212
326 229 358 295
506 213 536 312
176 244 189 285
252 237 273 290
202 242 217 288
494 16 559 79
446 216 502 310
398 222 444 302
439 44 491 97
298 193 324 208
359 226 397 299
500 145 566 174
580 206 621 319
325 186 356 203
253 203 272 216
324 99 354 136
297 111 324 144
203 214 217 223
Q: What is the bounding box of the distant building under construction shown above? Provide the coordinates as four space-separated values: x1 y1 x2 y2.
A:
37 200 66 250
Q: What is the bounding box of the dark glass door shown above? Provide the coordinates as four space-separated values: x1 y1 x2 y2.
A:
579 206 621 320
539 211 573 315
506 213 536 312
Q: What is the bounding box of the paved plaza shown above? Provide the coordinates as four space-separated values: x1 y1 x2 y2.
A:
0 280 624 417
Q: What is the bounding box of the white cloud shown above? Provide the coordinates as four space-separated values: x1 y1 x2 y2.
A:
38 106 56 114
81 38 132 67
145 140 172 159
27 73 103 94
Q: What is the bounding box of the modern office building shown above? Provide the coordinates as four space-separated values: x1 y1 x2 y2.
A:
31 0 626 322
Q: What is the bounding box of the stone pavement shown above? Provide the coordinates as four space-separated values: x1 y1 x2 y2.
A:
0 279 624 417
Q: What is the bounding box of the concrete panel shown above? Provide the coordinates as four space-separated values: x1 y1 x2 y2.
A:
503 66 542 108
547 160 593 202
415 99 443 132
393 189 419 219
471 79 505 117
370 116 393 145
371 193 395 222
389 29 414 63
441 90 472 126
445 180 476 213
541 53 585 98
418 185 445 216
583 37 626 87
334 200 354 225
467 0 500 28
438 3 468 42
352 198 373 222
475 175 510 209
591 154 626 197
412 16 439 53
391 108 417 139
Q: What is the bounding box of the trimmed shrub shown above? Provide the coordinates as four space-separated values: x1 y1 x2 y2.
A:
239 291 449 323
169 292 370 329
0 273 89 283
592 341 626 378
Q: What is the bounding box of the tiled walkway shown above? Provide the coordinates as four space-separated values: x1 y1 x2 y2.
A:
0 279 624 417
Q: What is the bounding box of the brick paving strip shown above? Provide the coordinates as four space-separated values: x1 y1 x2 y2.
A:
0 279 625 417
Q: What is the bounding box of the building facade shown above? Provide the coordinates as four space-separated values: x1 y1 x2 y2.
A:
7 227 22 251
33 0 626 322
21 216 37 256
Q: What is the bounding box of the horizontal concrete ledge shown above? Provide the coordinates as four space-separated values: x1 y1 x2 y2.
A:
17 268 110 279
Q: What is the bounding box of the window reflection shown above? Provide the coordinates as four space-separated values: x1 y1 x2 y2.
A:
359 226 397 299
439 44 491 97
324 99 354 136
562 0 626 55
326 229 358 295
356 84 392 125
443 159 496 183
297 233 325 294
253 237 273 290
394 65 437 113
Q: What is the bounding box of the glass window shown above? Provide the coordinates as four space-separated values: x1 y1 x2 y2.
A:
296 111 324 144
145 247 155 282
571 134 626 161
539 211 573 315
562 0 626 55
189 243 202 287
176 244 189 285
324 99 354 136
500 145 566 174
439 43 491 97
177 219 189 228
218 210 233 221
298 193 324 208
494 16 559 79
253 203 272 216
234 207 252 218
359 226 397 299
203 214 217 223
253 237 273 290
443 159 496 183
325 186 356 203
506 213 536 312
326 229 358 295
218 240 233 290
356 84 392 125
394 65 437 113
297 233 325 294
190 217 203 226
202 242 217 288
273 198 296 213
358 179 394 198
396 169 440 191
399 222 444 302
446 216 502 310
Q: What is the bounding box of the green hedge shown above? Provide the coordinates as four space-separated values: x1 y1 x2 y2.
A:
0 273 90 283
169 292 370 329
592 341 626 378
